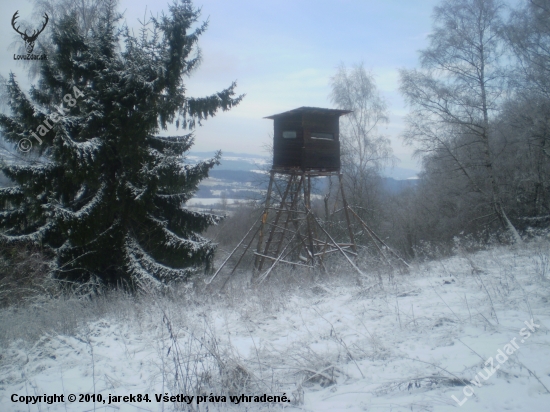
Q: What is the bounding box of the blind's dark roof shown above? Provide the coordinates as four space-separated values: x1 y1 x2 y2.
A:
264 106 352 119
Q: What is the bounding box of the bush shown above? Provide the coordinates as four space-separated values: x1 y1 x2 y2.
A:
0 245 52 307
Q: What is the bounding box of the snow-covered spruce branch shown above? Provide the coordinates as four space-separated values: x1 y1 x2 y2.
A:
48 182 107 223
124 235 197 284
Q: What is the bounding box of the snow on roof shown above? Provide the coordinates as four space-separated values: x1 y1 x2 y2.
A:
264 106 352 119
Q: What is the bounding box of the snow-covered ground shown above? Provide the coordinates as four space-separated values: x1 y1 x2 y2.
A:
1 240 549 411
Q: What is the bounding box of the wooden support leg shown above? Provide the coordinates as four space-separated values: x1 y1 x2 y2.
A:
254 170 275 270
272 174 304 261
257 216 308 284
206 214 263 285
258 173 294 271
303 173 316 265
305 206 366 277
220 224 263 291
348 207 410 268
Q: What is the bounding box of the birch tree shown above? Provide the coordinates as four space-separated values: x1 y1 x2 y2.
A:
399 0 522 242
330 63 392 217
505 0 550 100
498 1 550 220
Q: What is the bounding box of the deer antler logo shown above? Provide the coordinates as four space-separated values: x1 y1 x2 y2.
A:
11 11 49 54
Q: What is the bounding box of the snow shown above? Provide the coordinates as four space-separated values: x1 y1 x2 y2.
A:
186 198 240 206
1 240 549 411
186 153 269 167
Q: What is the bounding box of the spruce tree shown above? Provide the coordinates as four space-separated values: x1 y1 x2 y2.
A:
0 0 243 286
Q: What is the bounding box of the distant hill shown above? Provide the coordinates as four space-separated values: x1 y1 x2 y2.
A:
190 151 420 180
381 176 418 193
186 152 419 212
188 152 269 172
381 165 419 180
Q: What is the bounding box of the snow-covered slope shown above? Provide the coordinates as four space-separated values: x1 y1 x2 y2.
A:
1 240 549 411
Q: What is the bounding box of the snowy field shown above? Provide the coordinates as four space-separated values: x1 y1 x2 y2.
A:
1 239 550 411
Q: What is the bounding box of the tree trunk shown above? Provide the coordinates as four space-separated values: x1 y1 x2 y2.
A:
480 44 522 243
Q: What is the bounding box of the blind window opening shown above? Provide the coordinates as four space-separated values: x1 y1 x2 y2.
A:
311 132 334 140
282 131 297 139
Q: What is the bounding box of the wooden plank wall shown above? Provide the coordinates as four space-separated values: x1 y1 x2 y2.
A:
273 112 341 171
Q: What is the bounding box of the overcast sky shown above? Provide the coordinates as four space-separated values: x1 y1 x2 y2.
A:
0 0 444 171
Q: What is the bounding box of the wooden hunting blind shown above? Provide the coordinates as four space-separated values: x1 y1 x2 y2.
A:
265 107 352 171
207 106 409 289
